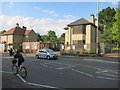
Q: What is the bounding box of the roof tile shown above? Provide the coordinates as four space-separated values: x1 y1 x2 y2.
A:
24 30 33 35
67 18 92 26
2 27 24 35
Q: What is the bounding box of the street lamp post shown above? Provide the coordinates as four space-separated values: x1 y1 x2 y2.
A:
97 0 99 54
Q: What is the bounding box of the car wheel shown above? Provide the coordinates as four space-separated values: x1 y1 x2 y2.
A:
36 55 39 59
47 56 50 60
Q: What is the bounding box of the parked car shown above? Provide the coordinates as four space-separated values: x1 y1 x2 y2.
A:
35 49 58 60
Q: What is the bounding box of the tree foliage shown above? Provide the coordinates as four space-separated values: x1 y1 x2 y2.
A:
41 35 49 42
101 28 112 44
48 30 57 43
37 33 43 42
1 30 6 34
112 8 120 45
99 7 116 31
58 33 65 42
99 7 116 46
37 30 64 44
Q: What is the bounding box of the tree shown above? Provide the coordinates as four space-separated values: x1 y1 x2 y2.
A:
101 28 112 49
37 33 43 42
99 7 116 31
112 8 120 46
1 30 6 34
58 33 65 42
99 7 116 46
48 30 57 43
41 35 49 42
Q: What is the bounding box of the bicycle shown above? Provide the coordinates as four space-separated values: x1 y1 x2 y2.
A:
11 58 27 78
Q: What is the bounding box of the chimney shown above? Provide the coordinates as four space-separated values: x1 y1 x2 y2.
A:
90 14 95 24
22 26 27 31
16 23 19 27
95 19 98 27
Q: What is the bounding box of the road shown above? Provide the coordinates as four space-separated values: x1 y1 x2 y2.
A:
1 53 120 90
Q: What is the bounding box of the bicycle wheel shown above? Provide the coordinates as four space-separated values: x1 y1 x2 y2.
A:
12 65 18 75
20 67 27 78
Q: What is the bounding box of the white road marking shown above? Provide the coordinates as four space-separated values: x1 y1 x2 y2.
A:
56 68 65 70
96 76 120 80
0 71 13 74
77 64 102 70
101 73 120 77
83 59 119 64
28 82 59 89
96 70 119 77
17 74 27 83
71 69 94 77
1 70 61 89
96 70 108 73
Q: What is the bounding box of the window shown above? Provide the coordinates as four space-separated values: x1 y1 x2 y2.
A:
8 36 11 41
1 36 7 41
78 40 82 44
83 40 85 44
73 25 86 34
39 51 44 53
82 25 86 34
73 40 82 44
25 44 30 49
73 40 78 44
67 42 68 46
73 25 83 34
31 43 37 50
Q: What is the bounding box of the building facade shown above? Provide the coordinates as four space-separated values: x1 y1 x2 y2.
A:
0 23 37 52
22 42 50 53
64 14 101 54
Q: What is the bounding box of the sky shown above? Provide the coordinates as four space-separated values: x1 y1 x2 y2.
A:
0 1 119 37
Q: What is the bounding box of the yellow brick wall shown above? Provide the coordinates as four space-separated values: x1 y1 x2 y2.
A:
72 34 83 40
65 24 101 53
7 35 13 44
86 25 91 44
90 26 97 53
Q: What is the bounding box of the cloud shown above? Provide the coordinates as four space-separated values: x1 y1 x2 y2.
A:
33 7 41 10
10 2 14 5
0 15 73 37
49 10 55 14
64 15 77 19
43 9 59 17
43 10 49 12
112 1 118 5
53 14 59 16
64 15 72 18
5 2 14 7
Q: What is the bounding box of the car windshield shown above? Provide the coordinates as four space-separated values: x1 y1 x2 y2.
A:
46 49 53 52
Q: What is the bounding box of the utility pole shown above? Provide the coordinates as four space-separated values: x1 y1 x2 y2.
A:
97 0 99 54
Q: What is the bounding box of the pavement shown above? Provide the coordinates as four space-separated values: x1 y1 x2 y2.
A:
2 52 120 62
104 53 120 57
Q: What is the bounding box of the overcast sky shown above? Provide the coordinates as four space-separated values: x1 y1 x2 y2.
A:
0 1 118 37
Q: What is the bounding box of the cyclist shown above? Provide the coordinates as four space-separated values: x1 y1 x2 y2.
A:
14 50 25 68
9 48 13 56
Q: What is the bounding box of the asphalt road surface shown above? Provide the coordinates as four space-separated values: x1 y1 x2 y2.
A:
1 53 120 90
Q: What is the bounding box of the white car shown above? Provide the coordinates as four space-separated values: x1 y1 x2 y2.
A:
35 49 58 60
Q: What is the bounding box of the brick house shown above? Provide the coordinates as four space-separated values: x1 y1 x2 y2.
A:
64 14 101 54
0 23 37 52
22 42 50 53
